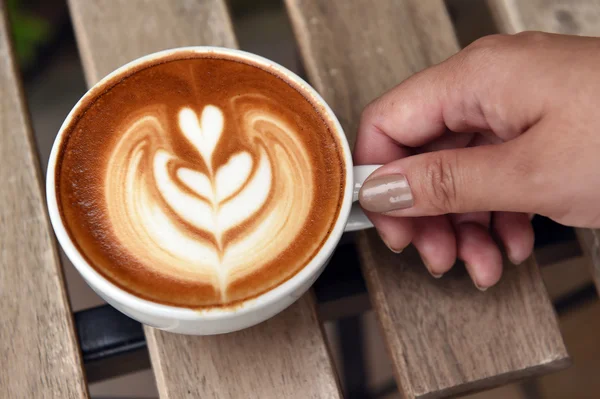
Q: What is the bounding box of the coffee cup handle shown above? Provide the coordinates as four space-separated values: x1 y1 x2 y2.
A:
345 165 383 232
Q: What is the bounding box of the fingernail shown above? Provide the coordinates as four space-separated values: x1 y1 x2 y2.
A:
475 284 488 292
474 279 488 292
508 253 522 266
359 174 413 213
381 236 404 253
466 264 488 291
421 255 443 279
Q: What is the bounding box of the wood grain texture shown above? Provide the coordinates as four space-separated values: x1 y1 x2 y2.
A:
362 243 569 398
285 1 569 397
67 1 341 397
0 4 88 398
488 0 600 35
68 0 238 86
577 229 600 293
148 295 341 399
287 0 457 148
488 0 600 304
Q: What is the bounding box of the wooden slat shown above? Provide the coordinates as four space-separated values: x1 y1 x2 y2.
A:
577 229 600 293
488 0 600 35
147 295 341 398
0 4 88 398
488 0 600 303
541 255 593 300
285 1 569 397
67 1 341 397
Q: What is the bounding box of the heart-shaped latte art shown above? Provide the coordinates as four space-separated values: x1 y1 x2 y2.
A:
178 106 222 172
153 107 271 247
104 101 314 301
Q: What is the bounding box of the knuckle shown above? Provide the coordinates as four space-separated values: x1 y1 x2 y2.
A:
359 100 377 127
463 34 510 60
514 30 551 44
461 33 526 68
449 34 512 86
422 154 460 213
361 96 389 128
362 98 379 118
462 32 550 63
467 33 510 52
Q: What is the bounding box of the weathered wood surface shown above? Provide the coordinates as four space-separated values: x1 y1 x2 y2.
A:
0 4 88 398
67 0 341 397
576 229 600 297
286 0 569 397
488 0 600 35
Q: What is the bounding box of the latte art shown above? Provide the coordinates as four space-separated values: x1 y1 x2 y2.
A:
106 101 313 300
56 55 344 307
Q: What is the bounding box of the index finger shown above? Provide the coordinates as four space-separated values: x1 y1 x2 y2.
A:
353 59 485 165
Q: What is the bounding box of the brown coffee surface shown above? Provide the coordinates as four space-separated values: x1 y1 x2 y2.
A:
56 53 345 308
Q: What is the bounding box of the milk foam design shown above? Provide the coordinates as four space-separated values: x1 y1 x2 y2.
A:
156 106 271 249
104 101 314 300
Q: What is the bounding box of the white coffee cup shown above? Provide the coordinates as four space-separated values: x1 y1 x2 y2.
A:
46 47 381 335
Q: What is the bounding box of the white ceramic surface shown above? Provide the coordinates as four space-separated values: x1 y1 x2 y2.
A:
46 47 380 335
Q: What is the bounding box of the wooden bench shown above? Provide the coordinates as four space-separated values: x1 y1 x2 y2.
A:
4 0 595 397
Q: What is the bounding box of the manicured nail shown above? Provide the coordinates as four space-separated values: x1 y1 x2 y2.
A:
359 174 413 213
420 255 443 279
466 264 488 291
474 277 488 291
508 253 522 266
389 246 404 254
475 284 488 292
465 263 490 292
381 236 404 253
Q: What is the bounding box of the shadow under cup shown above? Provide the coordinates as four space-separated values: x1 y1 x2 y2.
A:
46 47 356 335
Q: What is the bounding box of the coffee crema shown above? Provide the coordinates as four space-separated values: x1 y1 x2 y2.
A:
56 53 345 307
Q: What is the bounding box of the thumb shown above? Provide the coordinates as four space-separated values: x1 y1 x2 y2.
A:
358 142 539 217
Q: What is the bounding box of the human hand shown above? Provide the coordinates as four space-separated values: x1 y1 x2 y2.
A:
354 32 600 290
